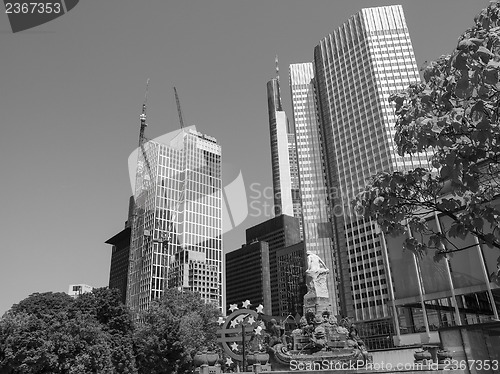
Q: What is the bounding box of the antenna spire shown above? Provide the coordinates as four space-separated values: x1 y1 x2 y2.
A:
275 54 279 81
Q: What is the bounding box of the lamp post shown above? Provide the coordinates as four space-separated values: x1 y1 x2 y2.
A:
241 323 246 371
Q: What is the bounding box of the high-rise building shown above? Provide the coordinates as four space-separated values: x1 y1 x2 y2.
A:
267 58 302 234
289 63 341 316
313 5 426 322
246 214 301 316
127 128 223 313
105 226 131 304
276 241 305 317
105 196 134 304
288 133 302 228
225 241 272 315
226 214 304 317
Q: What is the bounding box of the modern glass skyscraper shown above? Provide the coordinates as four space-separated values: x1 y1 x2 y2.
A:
289 62 340 315
267 59 302 229
127 128 223 313
288 133 302 226
314 5 426 321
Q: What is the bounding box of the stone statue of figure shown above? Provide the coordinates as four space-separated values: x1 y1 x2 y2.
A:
305 251 329 298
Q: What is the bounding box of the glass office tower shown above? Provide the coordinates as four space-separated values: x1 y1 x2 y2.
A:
267 61 302 236
314 5 425 321
127 128 223 313
267 77 294 217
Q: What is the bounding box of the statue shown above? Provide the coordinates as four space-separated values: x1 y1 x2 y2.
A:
261 253 373 370
305 251 329 298
347 324 366 351
267 319 284 347
308 314 327 353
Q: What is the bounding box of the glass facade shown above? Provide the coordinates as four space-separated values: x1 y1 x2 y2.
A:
386 207 500 337
127 129 223 313
267 78 293 217
314 5 426 321
276 242 305 317
267 76 302 235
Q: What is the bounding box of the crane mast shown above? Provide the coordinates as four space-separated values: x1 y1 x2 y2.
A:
139 79 150 146
174 86 185 129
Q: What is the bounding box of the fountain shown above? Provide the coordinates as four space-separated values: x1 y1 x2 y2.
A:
267 251 372 369
216 252 372 372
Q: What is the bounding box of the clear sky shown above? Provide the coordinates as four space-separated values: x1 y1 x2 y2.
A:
0 0 487 315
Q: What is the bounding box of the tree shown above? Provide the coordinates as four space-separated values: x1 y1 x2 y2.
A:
0 289 137 374
72 288 137 374
353 1 500 261
0 310 115 374
10 292 73 320
133 289 221 374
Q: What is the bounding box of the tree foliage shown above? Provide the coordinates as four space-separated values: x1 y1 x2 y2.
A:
0 289 136 374
0 309 115 374
1 288 220 374
353 1 500 261
72 288 137 374
10 292 73 320
134 288 221 374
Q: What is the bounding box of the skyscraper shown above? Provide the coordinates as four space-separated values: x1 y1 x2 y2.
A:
127 128 223 313
289 62 341 316
105 196 134 304
276 241 305 317
313 5 425 321
226 241 272 316
246 214 302 316
267 58 302 229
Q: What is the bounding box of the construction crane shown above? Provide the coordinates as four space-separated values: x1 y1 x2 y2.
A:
139 79 150 146
174 86 185 129
129 84 191 306
164 87 188 244
127 79 153 310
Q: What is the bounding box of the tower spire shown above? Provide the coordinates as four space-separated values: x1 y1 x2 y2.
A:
139 79 150 146
275 54 279 82
274 55 282 111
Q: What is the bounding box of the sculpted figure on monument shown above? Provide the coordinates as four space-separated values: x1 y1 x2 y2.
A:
305 251 329 298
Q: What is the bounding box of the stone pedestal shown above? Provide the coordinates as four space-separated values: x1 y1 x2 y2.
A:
303 295 330 316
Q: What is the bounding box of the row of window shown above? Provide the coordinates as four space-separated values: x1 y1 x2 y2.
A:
352 273 387 282
353 288 389 298
351 261 385 273
355 298 387 309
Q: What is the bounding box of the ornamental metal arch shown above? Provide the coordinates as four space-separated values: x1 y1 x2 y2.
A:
216 307 261 361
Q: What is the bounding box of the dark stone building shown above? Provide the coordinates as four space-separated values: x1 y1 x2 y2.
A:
105 196 134 304
276 241 305 317
246 214 301 315
226 214 304 316
225 241 272 315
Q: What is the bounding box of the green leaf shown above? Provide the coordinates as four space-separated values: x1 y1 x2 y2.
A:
433 251 447 263
458 39 476 50
440 165 452 178
452 52 468 70
484 62 500 84
483 233 497 247
473 217 485 231
428 234 443 248
477 46 494 62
